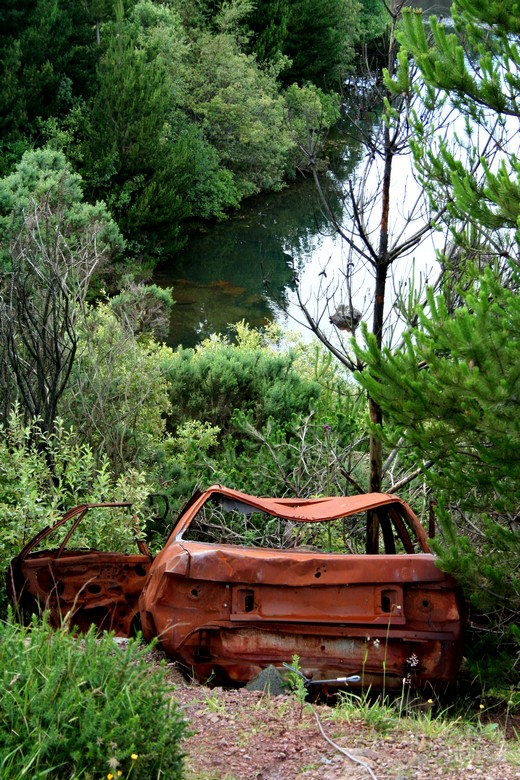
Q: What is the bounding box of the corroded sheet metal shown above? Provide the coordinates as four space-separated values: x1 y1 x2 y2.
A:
170 486 430 548
7 503 152 636
9 487 465 689
175 544 447 585
140 486 465 690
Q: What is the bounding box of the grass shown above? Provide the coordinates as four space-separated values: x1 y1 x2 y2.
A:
0 611 188 780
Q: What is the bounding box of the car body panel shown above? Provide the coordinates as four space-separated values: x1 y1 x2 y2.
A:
7 503 152 635
139 486 465 690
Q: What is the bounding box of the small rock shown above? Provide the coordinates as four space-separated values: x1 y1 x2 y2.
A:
245 665 286 695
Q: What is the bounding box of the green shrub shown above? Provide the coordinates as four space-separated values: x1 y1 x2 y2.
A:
164 326 321 437
61 303 176 476
0 614 187 779
149 326 367 525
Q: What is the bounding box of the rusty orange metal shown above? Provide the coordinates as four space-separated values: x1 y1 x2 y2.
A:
139 486 465 691
7 503 152 636
8 487 465 691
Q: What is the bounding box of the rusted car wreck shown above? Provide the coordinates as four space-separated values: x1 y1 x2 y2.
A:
8 487 465 691
7 503 153 635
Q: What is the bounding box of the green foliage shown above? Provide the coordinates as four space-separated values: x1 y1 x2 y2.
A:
284 83 340 171
156 326 366 510
397 4 520 255
109 281 174 340
184 29 292 197
379 0 520 682
61 303 175 475
0 146 122 271
400 3 520 113
0 615 187 779
0 0 97 140
282 0 362 89
0 0 389 261
429 506 519 670
354 266 520 674
164 326 321 436
84 8 190 257
170 122 240 220
357 0 387 46
0 148 123 434
246 0 289 63
355 266 520 513
461 624 520 697
284 655 309 712
168 419 221 471
79 1 243 260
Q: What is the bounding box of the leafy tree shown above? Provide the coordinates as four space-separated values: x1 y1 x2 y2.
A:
0 148 122 436
153 325 367 517
282 0 362 89
357 0 387 48
84 4 189 260
108 281 174 341
61 302 175 475
83 0 240 261
284 83 340 173
184 27 292 197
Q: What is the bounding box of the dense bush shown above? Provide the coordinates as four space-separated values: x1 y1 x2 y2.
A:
0 615 187 779
61 302 175 475
164 326 321 437
0 0 377 265
147 327 368 522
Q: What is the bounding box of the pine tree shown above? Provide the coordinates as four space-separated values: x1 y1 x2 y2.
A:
357 266 520 514
361 2 520 681
355 265 520 682
246 0 289 63
282 0 361 89
396 1 520 261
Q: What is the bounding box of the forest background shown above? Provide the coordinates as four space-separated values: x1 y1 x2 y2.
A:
0 0 518 714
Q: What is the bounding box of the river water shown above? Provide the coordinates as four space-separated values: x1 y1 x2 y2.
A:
154 0 452 349
153 151 361 348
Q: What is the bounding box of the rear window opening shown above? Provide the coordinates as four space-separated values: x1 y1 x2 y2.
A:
181 495 419 554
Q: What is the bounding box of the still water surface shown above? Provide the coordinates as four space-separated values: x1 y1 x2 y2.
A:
154 169 352 348
154 0 451 349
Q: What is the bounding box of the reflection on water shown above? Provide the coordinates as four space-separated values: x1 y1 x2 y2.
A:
154 165 355 348
155 1 452 350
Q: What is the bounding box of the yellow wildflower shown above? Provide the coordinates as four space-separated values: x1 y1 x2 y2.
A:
131 754 138 760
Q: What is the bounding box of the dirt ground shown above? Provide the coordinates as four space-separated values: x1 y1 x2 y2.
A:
161 661 520 780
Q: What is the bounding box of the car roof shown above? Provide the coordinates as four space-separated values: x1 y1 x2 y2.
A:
198 485 417 523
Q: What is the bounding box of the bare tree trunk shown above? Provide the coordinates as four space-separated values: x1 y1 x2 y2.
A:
291 0 442 546
366 94 393 547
